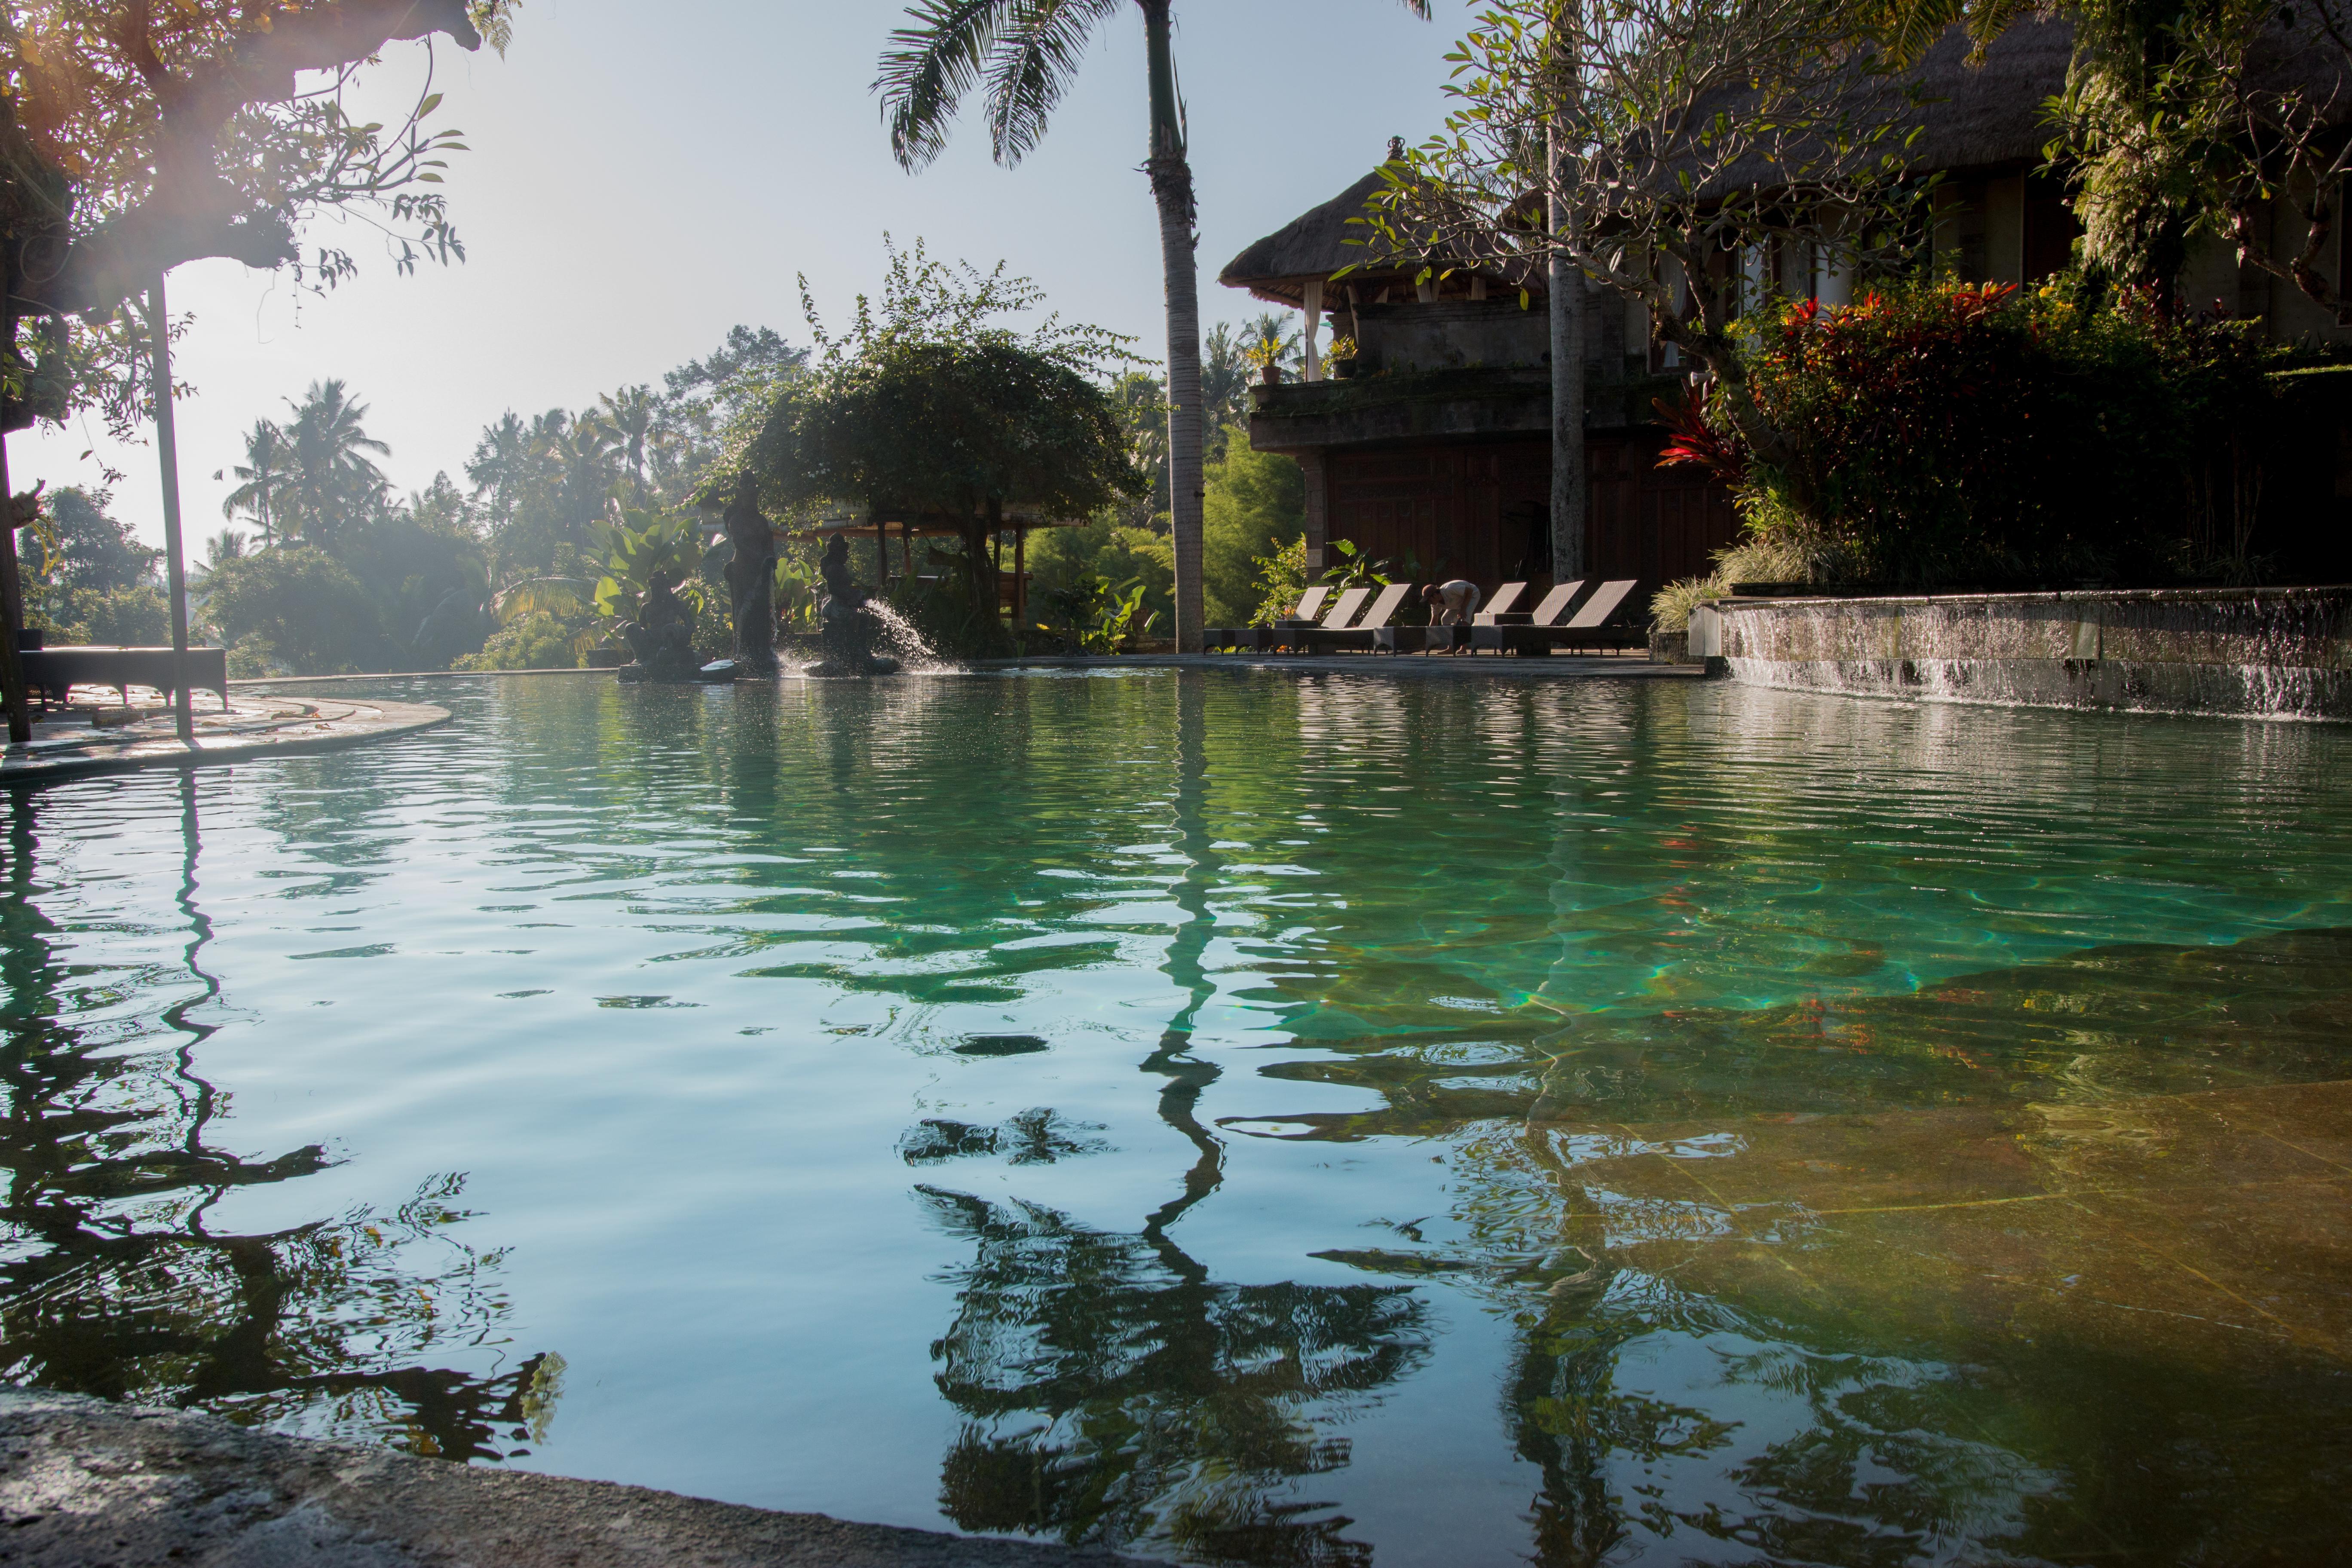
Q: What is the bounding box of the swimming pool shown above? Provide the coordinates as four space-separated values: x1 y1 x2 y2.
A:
4 670 2346 1565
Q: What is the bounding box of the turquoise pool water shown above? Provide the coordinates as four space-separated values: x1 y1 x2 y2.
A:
3 670 2349 1565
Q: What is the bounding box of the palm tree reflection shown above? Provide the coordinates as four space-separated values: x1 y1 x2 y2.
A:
921 676 1431 1566
0 785 559 1461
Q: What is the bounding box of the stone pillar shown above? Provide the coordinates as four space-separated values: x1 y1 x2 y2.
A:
1297 449 1329 576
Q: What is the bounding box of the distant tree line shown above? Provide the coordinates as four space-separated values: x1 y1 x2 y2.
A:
10 297 1308 673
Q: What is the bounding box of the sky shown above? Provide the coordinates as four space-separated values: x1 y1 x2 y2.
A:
16 0 1479 551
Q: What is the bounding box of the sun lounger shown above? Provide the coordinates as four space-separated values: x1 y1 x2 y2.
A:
1378 579 1532 653
1209 585 1331 652
1469 580 1583 653
1264 585 1373 653
1305 582 1415 653
1471 582 1529 624
1473 579 1644 655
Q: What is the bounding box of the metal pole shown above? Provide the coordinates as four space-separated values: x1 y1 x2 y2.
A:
149 273 194 745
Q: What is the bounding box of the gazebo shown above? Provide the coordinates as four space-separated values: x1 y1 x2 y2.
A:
790 504 1083 623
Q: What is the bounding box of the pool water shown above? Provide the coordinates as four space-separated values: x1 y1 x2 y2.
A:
3 670 2348 1566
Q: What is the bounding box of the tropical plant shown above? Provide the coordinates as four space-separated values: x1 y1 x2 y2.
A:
1040 572 1158 655
1318 536 1407 590
1248 536 1310 628
874 0 1433 650
591 506 706 620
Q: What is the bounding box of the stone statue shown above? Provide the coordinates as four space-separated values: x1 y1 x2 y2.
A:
720 473 779 678
616 571 701 683
805 533 900 677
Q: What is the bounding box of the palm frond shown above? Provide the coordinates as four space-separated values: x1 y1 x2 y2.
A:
493 577 594 625
878 0 1016 172
983 0 1122 166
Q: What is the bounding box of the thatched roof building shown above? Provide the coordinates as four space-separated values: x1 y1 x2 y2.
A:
1220 142 1541 309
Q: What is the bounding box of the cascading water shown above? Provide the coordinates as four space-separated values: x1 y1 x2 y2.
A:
1718 587 2352 721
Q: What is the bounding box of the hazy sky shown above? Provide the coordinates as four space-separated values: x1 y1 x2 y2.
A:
17 0 1475 549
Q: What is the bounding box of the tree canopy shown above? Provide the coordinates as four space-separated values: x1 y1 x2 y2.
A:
0 0 513 434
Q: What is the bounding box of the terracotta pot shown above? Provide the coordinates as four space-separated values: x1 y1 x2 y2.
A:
1259 364 1280 385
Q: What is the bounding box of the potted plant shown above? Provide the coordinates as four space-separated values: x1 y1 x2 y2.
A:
1326 335 1361 379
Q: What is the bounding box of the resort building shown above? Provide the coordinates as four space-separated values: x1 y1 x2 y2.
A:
1222 20 2349 601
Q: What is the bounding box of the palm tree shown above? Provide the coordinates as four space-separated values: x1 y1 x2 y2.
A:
466 410 536 536
537 409 620 543
282 380 391 548
218 420 289 548
876 0 1430 652
599 385 657 493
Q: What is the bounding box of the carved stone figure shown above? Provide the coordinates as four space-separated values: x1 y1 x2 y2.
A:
616 572 701 683
806 533 900 677
720 473 778 678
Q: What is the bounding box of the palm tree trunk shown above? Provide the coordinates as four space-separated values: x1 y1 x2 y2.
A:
1140 0 1204 654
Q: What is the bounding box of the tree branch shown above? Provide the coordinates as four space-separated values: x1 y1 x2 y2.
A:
20 0 484 318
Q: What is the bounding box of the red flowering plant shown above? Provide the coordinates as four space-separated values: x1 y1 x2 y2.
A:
1664 277 2285 588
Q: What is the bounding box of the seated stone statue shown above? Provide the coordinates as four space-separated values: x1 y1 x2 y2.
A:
616 572 699 680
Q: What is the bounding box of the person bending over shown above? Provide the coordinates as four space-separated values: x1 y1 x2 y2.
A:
1423 580 1482 625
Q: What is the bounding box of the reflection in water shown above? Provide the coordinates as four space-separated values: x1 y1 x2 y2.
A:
5 672 2351 1565
0 787 559 1461
924 1188 1429 1567
922 678 1433 1566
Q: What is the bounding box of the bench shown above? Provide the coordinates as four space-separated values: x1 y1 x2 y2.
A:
21 646 230 708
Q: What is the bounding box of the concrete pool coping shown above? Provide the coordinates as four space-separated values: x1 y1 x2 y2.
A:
0 1388 1166 1567
238 654 1712 685
0 695 450 788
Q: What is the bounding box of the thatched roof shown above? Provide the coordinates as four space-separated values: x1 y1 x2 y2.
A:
1219 156 1540 307
1893 18 2073 172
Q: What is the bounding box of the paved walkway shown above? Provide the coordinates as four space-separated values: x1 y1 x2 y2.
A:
1 693 448 787
0 1390 1164 1567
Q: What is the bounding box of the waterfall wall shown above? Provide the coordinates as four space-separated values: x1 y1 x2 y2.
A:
1714 587 2352 721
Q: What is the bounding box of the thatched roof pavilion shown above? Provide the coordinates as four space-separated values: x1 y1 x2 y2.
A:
1220 144 1543 312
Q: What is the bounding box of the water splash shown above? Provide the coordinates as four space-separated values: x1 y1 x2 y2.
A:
860 600 952 673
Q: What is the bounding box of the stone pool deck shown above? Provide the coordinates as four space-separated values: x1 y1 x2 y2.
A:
0 694 449 787
0 1389 1165 1568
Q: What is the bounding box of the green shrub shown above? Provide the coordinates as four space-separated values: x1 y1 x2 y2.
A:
199 548 381 673
455 612 588 671
1687 279 2287 587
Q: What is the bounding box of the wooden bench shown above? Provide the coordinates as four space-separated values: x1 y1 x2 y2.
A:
21 646 230 708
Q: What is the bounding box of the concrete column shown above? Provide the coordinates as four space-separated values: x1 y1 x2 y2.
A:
1297 449 1329 574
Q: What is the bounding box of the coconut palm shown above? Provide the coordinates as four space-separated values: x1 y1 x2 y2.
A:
218 420 290 548
599 385 657 492
876 0 1431 652
282 380 392 548
466 411 538 534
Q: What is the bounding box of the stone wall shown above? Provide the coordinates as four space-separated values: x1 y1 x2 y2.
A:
1715 587 2352 720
